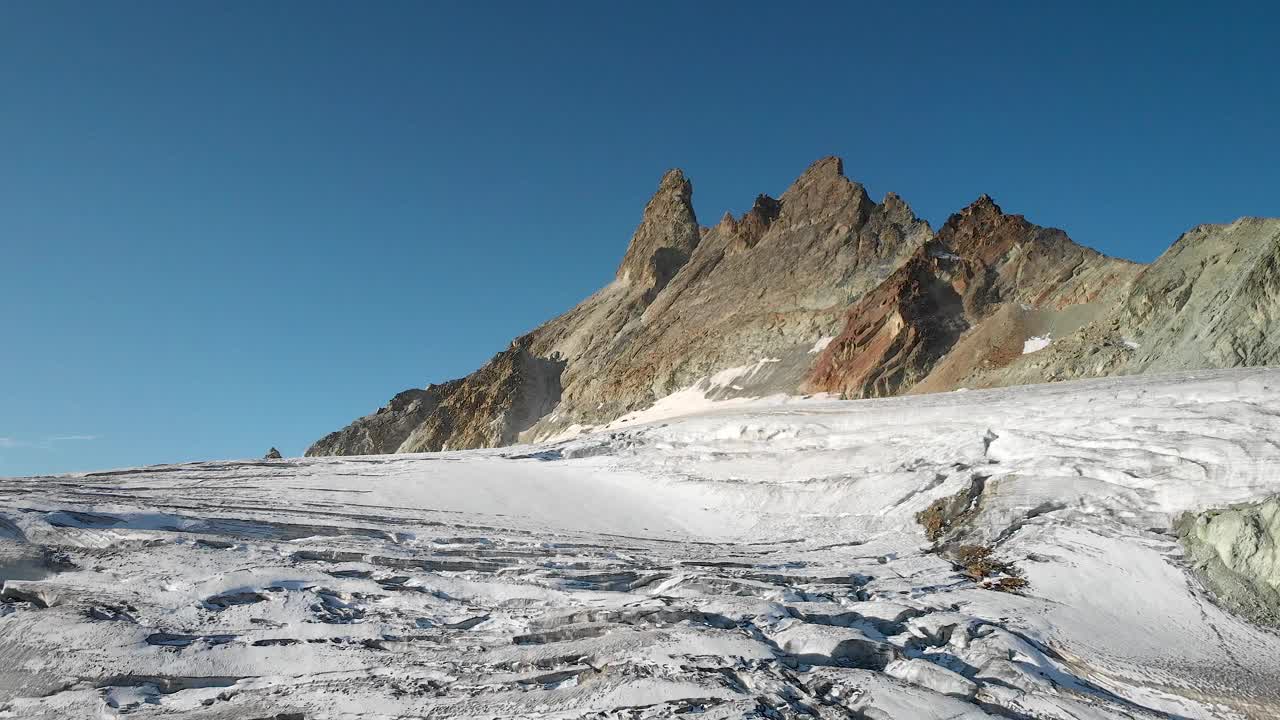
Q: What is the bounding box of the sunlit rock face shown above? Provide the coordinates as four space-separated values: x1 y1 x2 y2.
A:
307 157 1280 458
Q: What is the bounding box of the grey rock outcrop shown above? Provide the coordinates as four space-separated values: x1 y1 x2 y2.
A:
1122 217 1280 371
944 216 1280 390
307 346 564 456
264 447 283 460
1178 496 1280 627
307 383 462 456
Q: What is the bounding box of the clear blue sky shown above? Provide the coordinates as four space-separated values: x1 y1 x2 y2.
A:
2 2 1277 476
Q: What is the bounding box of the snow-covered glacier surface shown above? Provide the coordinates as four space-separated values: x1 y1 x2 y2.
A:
3 369 1280 719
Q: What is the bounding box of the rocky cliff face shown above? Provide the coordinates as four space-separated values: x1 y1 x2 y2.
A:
306 157 1280 457
1123 217 1280 370
805 196 1142 398
520 156 932 439
308 383 461 457
307 345 564 456
929 215 1280 391
612 169 701 302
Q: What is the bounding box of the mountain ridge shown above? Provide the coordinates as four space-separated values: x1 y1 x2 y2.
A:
307 157 1280 457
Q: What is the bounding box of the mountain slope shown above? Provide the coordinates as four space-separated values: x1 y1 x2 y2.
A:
805 195 1141 398
307 157 1278 457
521 156 932 440
308 157 932 455
937 216 1280 391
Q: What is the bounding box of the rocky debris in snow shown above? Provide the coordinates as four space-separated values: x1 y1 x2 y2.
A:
917 475 987 542
946 544 1027 592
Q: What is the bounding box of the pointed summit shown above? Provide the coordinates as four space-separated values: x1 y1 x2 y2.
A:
656 167 689 192
798 156 844 181
615 168 701 301
937 193 1020 261
732 194 781 251
879 192 920 225
781 156 848 198
938 193 1101 272
941 194 1007 234
967 193 1002 214
780 155 871 222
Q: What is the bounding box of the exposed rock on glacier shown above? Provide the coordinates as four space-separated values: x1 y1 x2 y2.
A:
1179 495 1280 627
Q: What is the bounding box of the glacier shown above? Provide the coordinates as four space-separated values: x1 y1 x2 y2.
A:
2 368 1280 718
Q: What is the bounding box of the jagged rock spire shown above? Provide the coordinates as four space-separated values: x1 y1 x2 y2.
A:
733 194 782 250
317 154 1272 466
778 155 873 229
879 192 922 227
615 169 700 301
797 156 844 181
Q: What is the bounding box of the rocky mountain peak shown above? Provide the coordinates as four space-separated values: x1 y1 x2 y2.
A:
879 192 921 226
946 193 1004 227
971 193 1000 210
937 194 1032 264
747 192 781 215
780 156 857 199
309 157 1280 464
614 168 700 301
731 194 782 250
656 167 689 192
941 194 1117 274
778 156 872 228
796 155 844 182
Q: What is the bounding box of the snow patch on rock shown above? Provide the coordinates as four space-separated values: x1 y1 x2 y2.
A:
1022 335 1052 354
808 336 836 354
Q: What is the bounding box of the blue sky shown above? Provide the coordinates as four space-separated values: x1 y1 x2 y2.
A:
2 2 1277 476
